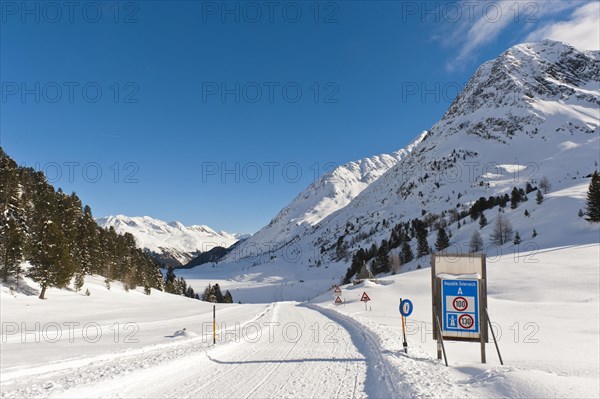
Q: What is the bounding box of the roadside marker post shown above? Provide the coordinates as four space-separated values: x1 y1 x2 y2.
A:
213 305 216 345
399 298 413 353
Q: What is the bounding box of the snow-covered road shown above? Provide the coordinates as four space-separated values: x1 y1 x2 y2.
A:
6 302 395 399
112 302 383 399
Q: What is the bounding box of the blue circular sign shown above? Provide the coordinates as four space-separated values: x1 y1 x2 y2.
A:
400 299 413 317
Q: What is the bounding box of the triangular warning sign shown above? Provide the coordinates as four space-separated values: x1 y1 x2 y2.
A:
334 286 342 294
360 292 371 301
334 296 343 304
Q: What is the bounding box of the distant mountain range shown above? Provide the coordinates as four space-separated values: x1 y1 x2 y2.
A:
96 215 248 268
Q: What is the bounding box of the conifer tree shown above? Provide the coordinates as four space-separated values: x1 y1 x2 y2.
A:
479 212 487 229
201 284 213 301
224 290 233 303
513 231 521 245
164 266 176 293
186 285 195 298
0 147 165 296
510 187 520 209
414 221 430 258
536 190 544 205
213 283 224 303
435 228 450 252
344 248 366 284
74 271 85 292
28 221 74 299
525 182 535 194
0 218 24 282
400 242 414 264
585 171 600 222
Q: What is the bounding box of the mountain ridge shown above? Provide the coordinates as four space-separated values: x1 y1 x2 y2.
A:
96 215 247 268
200 39 599 290
222 131 428 261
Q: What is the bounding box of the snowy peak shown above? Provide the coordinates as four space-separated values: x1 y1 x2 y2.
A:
224 132 427 259
306 39 599 257
442 40 599 139
96 215 242 267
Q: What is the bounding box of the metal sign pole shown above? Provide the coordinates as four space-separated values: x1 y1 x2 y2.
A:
402 314 408 354
479 282 486 364
433 305 448 367
486 308 504 365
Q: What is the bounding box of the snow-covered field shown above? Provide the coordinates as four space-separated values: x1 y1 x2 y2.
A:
0 276 269 398
310 243 600 398
2 243 598 398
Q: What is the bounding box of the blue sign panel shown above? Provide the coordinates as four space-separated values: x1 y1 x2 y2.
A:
441 279 479 334
400 299 413 317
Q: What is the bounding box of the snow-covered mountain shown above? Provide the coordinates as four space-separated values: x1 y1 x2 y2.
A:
96 215 245 267
222 134 426 260
217 40 599 274
303 39 599 254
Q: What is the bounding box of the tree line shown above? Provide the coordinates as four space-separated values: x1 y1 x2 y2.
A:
341 173 599 283
0 147 164 299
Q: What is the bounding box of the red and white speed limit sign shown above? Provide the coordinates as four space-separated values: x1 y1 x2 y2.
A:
452 296 468 311
459 314 474 329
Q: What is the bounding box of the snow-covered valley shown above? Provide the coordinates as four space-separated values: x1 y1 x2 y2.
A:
1 38 599 399
1 243 598 398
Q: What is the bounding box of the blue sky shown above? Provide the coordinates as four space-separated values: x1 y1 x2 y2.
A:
1 1 598 233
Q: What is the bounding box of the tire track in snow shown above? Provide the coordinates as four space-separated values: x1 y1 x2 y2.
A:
170 302 368 399
301 303 400 399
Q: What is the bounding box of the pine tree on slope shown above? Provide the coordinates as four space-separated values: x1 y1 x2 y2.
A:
585 171 600 222
27 221 74 299
400 242 414 264
0 218 24 282
435 228 450 252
